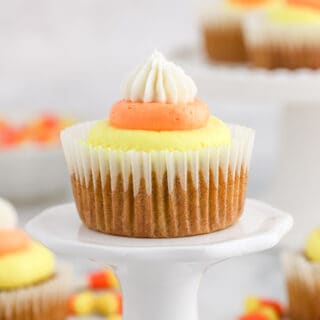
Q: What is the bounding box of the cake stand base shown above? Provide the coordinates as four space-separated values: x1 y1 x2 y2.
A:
27 199 292 320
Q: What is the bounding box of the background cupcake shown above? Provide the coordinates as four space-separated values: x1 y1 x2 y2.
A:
243 0 320 69
283 228 320 320
0 198 71 320
62 51 255 238
0 113 75 202
200 0 272 63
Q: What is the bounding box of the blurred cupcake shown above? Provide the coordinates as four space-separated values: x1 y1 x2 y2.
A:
243 1 320 69
283 228 320 320
61 51 255 238
200 0 272 63
0 198 71 320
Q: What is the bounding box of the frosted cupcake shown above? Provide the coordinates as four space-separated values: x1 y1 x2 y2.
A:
243 1 320 69
61 51 255 238
200 0 272 63
283 229 320 320
0 199 71 320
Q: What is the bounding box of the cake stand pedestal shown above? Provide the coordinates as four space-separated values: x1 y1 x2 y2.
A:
27 199 292 320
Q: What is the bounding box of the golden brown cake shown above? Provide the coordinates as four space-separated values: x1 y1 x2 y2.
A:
61 51 255 238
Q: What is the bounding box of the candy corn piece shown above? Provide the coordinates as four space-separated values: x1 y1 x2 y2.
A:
107 315 122 320
67 291 96 316
245 296 284 317
260 299 285 317
88 269 119 289
239 306 279 320
96 291 122 316
238 313 268 320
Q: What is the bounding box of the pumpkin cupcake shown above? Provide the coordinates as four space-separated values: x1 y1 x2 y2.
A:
0 198 71 320
283 228 320 320
243 0 320 69
200 0 273 63
61 51 255 238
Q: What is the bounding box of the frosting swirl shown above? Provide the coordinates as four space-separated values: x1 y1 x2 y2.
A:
122 50 197 104
0 198 17 229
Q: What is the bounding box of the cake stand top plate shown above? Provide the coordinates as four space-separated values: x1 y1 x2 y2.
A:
172 49 320 104
26 199 293 264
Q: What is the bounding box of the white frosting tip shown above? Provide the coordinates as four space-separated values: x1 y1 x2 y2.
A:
0 198 18 229
122 50 197 104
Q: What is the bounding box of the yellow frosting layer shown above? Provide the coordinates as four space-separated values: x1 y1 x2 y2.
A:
0 241 55 290
305 228 320 262
267 4 320 23
87 117 231 152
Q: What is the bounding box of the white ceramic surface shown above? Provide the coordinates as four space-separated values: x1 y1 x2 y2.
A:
27 199 292 263
27 199 292 320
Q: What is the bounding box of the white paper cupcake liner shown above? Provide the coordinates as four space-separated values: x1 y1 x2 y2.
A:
61 121 254 197
0 263 72 320
243 10 320 48
61 121 254 237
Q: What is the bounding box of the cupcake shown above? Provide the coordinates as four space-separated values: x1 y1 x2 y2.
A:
283 228 320 320
61 51 255 238
243 1 320 69
0 199 71 320
200 0 272 63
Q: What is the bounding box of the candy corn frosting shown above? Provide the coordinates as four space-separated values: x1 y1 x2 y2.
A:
87 51 230 151
0 201 54 290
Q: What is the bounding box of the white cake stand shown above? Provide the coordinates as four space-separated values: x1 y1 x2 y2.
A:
27 199 292 320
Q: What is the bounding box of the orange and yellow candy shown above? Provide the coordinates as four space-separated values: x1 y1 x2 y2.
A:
0 114 74 149
107 315 122 320
68 290 122 317
238 296 285 320
96 291 122 316
67 291 96 316
88 269 119 290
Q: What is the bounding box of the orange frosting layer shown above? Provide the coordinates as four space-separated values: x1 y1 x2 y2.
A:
0 229 31 256
287 0 320 10
228 0 269 6
109 99 210 131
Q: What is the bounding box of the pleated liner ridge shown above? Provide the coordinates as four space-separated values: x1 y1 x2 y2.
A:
0 263 71 320
61 122 255 238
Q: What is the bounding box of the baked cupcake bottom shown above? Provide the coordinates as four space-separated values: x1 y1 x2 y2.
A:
247 45 320 69
0 265 70 320
283 253 320 320
71 167 248 238
203 25 246 63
